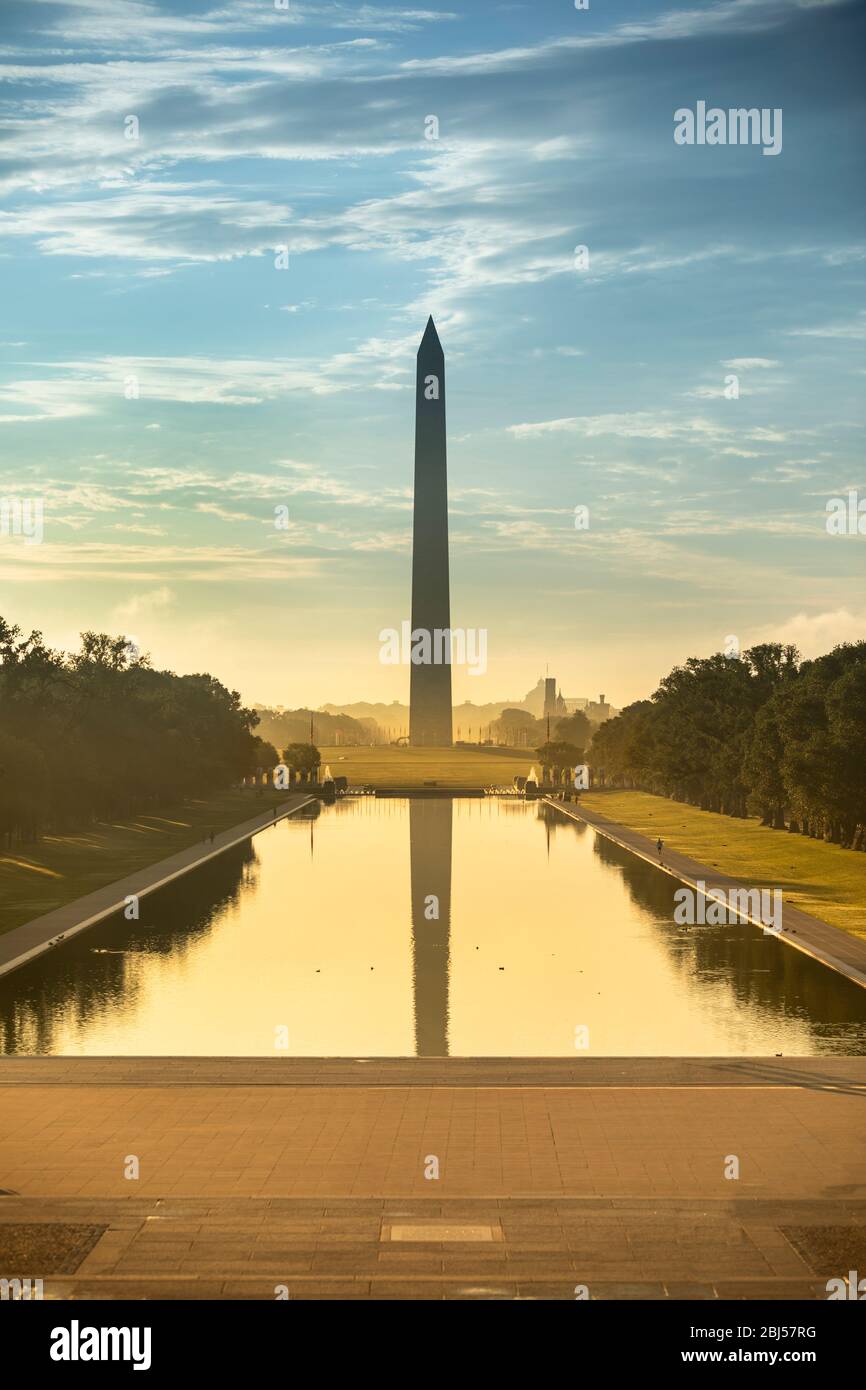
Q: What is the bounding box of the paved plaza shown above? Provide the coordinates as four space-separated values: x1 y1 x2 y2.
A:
2 1059 864 1299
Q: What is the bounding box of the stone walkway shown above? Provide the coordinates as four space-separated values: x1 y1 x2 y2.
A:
1 1055 863 1089
550 799 866 987
1 1059 864 1299
0 794 314 980
3 1068 863 1200
4 1195 859 1300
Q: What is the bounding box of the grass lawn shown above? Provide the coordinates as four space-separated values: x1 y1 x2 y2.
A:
0 787 291 937
318 744 532 788
580 790 866 943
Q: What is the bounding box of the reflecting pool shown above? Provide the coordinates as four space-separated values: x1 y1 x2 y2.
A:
1 796 865 1055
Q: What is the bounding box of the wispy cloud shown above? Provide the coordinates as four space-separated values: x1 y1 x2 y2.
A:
786 312 866 341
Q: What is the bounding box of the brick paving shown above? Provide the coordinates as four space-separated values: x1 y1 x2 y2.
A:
2 1076 864 1200
1 1195 861 1301
1 1059 864 1299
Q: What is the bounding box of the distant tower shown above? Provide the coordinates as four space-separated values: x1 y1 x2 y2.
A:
409 317 453 747
543 677 558 719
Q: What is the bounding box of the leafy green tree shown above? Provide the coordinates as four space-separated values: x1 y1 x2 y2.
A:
536 740 584 770
490 708 544 745
281 742 321 775
0 731 49 846
250 738 279 774
554 710 592 749
769 643 866 846
0 616 273 843
588 644 801 816
589 701 653 787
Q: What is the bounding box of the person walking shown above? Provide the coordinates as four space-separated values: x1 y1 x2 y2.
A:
656 836 664 863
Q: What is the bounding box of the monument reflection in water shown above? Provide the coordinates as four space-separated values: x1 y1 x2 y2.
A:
409 798 452 1056
2 797 866 1057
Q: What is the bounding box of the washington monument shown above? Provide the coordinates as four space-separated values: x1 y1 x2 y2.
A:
409 316 453 747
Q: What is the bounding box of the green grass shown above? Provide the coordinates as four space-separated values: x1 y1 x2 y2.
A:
0 787 291 937
581 790 866 943
319 744 532 788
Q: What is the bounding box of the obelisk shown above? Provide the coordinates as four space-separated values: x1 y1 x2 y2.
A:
409 316 453 746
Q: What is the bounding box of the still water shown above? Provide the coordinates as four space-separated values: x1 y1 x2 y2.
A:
2 796 865 1056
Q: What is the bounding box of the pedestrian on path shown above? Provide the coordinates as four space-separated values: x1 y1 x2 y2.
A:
657 836 664 864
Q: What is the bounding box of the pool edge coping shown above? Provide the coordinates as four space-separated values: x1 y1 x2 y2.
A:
545 797 866 991
0 795 316 982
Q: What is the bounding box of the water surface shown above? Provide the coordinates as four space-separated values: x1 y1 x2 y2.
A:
1 797 864 1056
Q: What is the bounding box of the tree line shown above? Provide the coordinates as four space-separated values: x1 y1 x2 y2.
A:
589 641 866 850
255 705 373 750
0 618 277 846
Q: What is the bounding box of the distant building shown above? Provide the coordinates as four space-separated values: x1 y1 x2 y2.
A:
561 695 589 714
523 678 618 725
525 676 568 718
542 677 567 719
584 693 614 723
522 678 546 717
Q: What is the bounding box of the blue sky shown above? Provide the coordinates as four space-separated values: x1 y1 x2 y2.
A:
1 0 864 710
